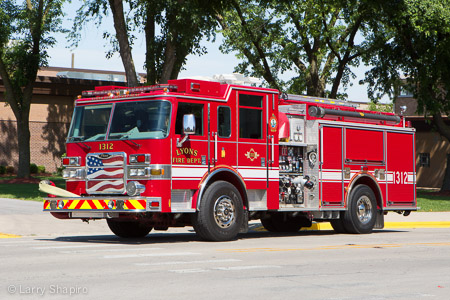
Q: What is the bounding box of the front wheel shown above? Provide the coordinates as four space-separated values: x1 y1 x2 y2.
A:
343 185 377 234
192 181 244 241
107 219 153 238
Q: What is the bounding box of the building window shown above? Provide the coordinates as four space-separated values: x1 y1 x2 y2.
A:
239 94 263 139
419 153 430 167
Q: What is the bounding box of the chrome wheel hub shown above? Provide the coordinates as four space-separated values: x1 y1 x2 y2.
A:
214 196 235 228
356 196 373 224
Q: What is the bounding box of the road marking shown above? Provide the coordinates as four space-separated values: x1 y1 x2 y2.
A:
104 252 199 259
214 265 281 271
135 259 241 266
218 242 450 253
169 268 209 274
60 247 164 254
34 244 122 250
0 233 21 239
169 265 281 274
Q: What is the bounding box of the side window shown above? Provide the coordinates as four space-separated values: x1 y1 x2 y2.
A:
419 153 430 167
239 94 263 139
218 106 231 138
175 102 204 135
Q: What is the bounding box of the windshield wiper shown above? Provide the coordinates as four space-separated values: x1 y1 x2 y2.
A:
68 136 85 142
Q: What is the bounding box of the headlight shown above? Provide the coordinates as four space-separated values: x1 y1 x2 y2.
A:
62 168 85 180
128 167 150 178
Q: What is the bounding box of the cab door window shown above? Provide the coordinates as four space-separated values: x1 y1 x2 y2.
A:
175 102 204 135
239 94 263 139
218 106 231 138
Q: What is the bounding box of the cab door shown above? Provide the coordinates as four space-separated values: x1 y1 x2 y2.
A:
171 101 208 191
237 92 268 190
209 103 237 169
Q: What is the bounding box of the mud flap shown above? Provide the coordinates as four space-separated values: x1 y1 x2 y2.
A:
239 210 249 233
374 210 385 229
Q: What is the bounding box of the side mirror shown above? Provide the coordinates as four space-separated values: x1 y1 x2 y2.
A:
177 114 196 147
183 114 196 135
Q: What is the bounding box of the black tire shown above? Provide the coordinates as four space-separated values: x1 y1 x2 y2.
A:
342 184 377 234
330 212 348 233
107 219 153 238
260 213 311 233
192 181 244 241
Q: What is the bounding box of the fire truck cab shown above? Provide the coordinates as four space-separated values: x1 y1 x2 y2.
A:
43 78 416 241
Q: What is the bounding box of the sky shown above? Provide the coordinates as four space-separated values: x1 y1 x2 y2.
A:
46 2 380 103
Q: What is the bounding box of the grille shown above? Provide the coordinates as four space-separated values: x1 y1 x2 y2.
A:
86 153 125 194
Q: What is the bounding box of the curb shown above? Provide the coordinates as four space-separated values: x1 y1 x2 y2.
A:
302 221 450 231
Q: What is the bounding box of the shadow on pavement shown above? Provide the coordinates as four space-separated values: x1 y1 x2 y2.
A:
35 223 407 245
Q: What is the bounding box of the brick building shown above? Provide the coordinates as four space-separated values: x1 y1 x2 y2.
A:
395 90 450 189
0 67 131 173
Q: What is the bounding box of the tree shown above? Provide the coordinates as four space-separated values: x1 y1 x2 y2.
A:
218 0 381 98
363 0 450 190
71 0 219 85
0 0 65 178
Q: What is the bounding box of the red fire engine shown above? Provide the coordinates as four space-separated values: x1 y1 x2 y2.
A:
42 79 416 241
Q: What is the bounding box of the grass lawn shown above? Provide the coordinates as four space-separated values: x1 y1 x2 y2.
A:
0 176 65 202
417 190 450 212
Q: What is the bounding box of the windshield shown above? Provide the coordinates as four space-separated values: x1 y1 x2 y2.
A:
108 100 171 140
68 105 112 142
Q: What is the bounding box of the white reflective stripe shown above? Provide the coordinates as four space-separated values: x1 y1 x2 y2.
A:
386 173 394 183
238 168 267 179
172 167 208 178
269 169 279 179
321 171 342 180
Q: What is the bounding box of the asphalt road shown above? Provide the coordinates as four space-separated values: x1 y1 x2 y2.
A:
1 198 450 299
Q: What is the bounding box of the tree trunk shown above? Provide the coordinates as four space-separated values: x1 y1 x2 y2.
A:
144 3 157 84
433 113 450 142
432 113 450 191
160 38 177 84
16 112 31 178
441 154 450 192
108 0 139 87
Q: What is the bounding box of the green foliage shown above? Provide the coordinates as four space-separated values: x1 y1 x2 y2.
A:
364 0 450 117
29 163 45 174
0 166 6 175
37 165 46 173
367 101 393 113
30 163 38 174
6 166 14 174
219 0 381 98
70 0 219 84
0 0 67 178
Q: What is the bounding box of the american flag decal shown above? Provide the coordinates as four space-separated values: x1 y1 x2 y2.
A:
87 153 125 194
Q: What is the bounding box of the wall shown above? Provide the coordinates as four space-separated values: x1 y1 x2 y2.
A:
0 94 73 173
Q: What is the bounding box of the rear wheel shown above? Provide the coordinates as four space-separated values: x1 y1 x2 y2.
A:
261 213 311 233
343 184 377 234
330 212 348 233
192 181 244 241
107 219 153 238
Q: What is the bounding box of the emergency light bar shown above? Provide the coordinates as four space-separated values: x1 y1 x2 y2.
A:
81 84 178 98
